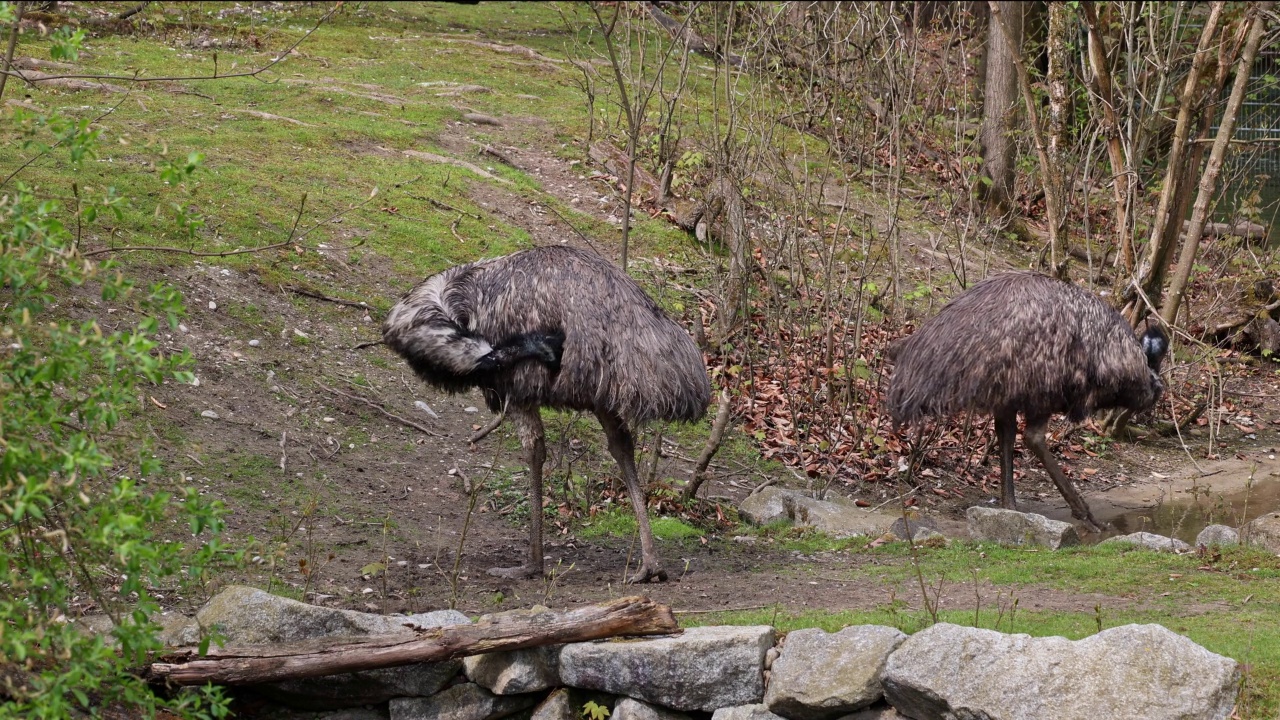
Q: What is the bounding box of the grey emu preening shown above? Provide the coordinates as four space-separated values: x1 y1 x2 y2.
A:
383 245 711 583
887 272 1168 531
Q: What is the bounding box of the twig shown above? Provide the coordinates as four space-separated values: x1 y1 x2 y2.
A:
409 195 481 219
318 383 442 437
469 408 507 444
279 431 287 472
673 605 768 615
352 340 384 350
450 214 465 242
281 283 369 309
0 2 28 103
3 86 133 191
543 202 602 255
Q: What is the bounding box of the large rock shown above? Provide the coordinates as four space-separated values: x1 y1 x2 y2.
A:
185 585 469 643
465 645 561 694
559 625 775 712
1101 531 1192 553
613 698 692 720
887 515 940 543
739 486 792 526
1241 512 1280 553
1196 524 1240 547
764 626 906 719
784 494 893 538
189 586 469 710
710 706 786 720
882 623 1239 720
389 682 539 720
966 507 1080 549
838 705 904 719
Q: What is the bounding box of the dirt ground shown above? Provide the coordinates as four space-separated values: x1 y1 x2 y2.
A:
95 107 1280 625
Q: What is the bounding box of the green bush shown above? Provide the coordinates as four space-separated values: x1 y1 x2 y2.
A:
0 45 231 720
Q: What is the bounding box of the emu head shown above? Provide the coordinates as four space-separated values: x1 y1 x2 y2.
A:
1141 324 1169 399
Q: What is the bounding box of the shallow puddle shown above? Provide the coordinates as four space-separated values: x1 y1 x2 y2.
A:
1100 479 1280 540
1094 477 1280 544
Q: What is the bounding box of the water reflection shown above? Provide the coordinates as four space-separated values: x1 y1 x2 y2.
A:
1097 478 1280 544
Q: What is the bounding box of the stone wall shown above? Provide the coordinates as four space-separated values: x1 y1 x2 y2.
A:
107 586 1241 720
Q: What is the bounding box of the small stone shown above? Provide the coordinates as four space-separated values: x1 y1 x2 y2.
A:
200 410 219 419
324 417 336 423
208 301 217 310
179 323 190 333
464 406 479 413
415 400 439 419
249 339 260 347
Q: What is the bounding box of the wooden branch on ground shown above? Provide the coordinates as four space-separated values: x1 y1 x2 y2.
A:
646 3 744 68
469 409 507 445
1182 220 1268 241
281 284 370 310
144 596 679 686
318 383 442 437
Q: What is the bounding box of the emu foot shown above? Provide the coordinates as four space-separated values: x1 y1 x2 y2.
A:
486 564 542 580
626 564 668 584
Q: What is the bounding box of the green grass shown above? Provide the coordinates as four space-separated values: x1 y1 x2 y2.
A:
679 536 1280 717
579 508 703 541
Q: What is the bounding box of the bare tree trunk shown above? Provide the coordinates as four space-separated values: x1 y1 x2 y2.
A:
0 2 28 104
1045 2 1073 276
714 175 750 344
978 1 1027 218
989 0 1067 275
1162 1 1274 326
145 596 678 687
1123 1 1225 324
1080 1 1134 274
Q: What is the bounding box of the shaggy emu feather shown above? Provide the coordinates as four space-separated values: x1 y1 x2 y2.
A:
888 272 1168 531
383 246 711 583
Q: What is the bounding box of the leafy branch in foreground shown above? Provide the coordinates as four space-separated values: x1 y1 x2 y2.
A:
0 85 233 720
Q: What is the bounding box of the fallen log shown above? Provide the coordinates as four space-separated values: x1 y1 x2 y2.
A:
1182 219 1268 240
144 596 678 687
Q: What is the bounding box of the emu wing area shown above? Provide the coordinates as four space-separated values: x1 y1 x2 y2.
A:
887 272 1153 425
389 245 710 425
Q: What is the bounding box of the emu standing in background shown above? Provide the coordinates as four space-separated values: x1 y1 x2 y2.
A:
383 245 711 583
887 272 1168 532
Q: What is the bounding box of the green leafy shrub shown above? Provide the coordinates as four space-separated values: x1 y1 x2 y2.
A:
0 72 230 720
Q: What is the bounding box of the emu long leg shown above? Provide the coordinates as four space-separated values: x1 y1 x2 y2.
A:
597 411 667 584
994 414 1018 509
1023 415 1104 533
488 406 546 579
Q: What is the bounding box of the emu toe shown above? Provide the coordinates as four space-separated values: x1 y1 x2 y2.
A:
626 564 668 584
487 563 542 580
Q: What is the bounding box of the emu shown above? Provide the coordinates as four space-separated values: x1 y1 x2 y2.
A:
383 245 711 583
887 272 1168 532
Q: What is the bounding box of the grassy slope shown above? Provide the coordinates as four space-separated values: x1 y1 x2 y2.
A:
6 2 1279 714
